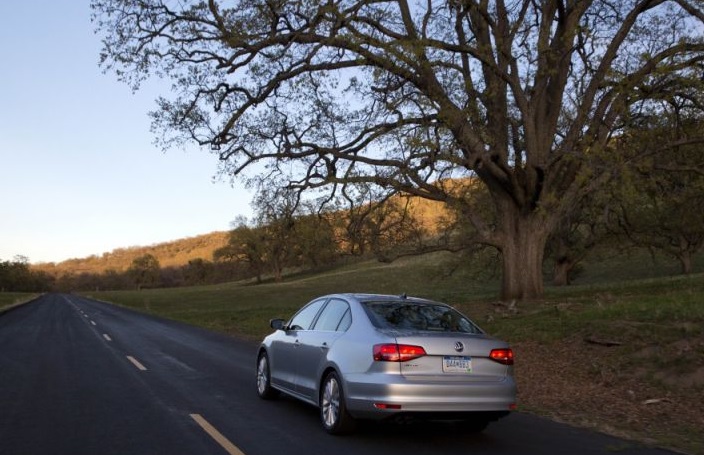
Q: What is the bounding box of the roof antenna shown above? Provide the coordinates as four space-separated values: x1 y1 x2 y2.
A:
401 293 407 299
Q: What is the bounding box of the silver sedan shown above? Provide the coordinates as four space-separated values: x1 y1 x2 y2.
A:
256 293 516 434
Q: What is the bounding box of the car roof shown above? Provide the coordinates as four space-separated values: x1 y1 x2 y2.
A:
330 293 441 305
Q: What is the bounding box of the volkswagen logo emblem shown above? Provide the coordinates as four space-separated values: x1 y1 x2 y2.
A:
454 341 464 352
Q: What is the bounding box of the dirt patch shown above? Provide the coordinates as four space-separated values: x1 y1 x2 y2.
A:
654 366 704 388
514 338 704 453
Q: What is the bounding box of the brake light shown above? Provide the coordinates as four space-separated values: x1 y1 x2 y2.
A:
373 344 427 362
489 348 514 365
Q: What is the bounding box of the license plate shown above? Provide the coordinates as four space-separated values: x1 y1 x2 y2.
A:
443 356 472 373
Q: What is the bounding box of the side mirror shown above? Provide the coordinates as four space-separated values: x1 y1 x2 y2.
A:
270 318 286 330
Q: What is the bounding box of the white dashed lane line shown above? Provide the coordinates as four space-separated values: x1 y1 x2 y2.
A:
68 296 246 455
126 355 148 371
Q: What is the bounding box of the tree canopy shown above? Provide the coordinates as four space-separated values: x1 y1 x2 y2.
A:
128 253 161 289
610 112 704 274
92 0 704 300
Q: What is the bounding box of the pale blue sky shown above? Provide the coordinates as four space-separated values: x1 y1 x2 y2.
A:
0 1 252 264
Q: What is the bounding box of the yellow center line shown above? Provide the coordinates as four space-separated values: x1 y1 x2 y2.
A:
190 414 245 455
126 355 147 371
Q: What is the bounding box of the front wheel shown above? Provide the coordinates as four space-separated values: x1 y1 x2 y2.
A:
319 371 356 435
256 352 279 399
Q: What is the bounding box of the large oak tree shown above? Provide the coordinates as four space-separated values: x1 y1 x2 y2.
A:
92 0 704 300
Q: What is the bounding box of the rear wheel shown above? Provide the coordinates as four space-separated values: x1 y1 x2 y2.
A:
256 352 278 399
320 371 356 434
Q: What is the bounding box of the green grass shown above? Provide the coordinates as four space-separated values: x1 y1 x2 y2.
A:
0 292 38 311
84 249 704 342
87 252 500 339
486 274 704 340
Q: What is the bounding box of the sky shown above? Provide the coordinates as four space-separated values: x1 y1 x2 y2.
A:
0 1 253 264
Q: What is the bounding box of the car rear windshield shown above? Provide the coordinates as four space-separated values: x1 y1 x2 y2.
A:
361 301 482 334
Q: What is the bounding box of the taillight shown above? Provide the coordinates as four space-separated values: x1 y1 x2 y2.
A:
373 344 427 362
489 348 514 365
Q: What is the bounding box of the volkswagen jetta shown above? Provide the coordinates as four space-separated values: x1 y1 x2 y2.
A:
256 293 516 434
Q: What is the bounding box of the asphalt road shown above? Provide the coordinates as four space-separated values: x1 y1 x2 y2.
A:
0 293 676 455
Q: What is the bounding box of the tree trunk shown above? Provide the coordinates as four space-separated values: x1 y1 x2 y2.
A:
551 235 573 286
553 258 573 286
678 251 693 275
272 256 283 282
496 201 551 301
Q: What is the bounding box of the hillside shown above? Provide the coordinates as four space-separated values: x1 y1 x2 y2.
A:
34 231 230 275
32 185 461 277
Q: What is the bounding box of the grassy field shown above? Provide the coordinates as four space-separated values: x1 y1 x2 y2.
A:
85 252 500 338
0 292 39 312
84 249 704 338
5 248 702 453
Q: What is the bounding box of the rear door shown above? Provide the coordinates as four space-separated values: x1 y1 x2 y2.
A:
295 298 352 401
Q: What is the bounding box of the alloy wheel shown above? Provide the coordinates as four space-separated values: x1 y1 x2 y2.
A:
321 376 340 428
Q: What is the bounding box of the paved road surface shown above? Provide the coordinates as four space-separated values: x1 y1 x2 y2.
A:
0 294 676 455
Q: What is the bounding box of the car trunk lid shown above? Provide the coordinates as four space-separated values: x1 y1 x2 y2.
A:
391 331 511 382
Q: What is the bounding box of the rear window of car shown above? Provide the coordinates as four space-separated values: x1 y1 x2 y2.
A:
361 300 482 334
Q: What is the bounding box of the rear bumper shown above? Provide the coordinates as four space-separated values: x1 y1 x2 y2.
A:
343 373 517 420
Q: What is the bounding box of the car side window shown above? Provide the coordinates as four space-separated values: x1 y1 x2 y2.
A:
288 299 326 331
336 308 352 332
313 299 351 332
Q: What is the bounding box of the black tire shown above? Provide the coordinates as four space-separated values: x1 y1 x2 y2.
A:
319 371 356 435
256 352 279 399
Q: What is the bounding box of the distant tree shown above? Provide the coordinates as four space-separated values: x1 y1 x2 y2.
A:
128 254 161 290
217 193 342 282
610 113 704 274
291 208 339 269
0 256 52 292
252 188 299 282
100 268 132 290
338 184 430 261
545 185 618 285
73 272 104 292
0 259 19 292
94 0 704 301
214 218 268 284
183 258 214 285
547 210 601 286
159 266 185 288
425 178 497 253
364 197 429 262
339 185 387 257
